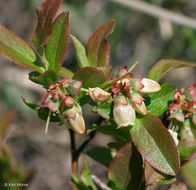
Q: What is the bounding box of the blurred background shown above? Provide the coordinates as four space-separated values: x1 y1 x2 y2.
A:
0 0 196 189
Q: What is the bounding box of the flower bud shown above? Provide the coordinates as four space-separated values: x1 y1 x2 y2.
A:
41 91 59 112
113 95 136 128
168 129 179 145
169 110 184 122
67 80 83 97
140 78 161 94
64 96 75 107
88 87 111 102
131 93 147 115
118 66 128 77
64 104 85 134
130 79 144 91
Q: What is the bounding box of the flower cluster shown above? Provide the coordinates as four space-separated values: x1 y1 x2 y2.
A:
88 66 161 128
169 83 196 127
41 79 85 134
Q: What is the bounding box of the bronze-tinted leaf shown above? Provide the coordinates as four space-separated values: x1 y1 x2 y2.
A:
87 20 115 67
32 0 62 51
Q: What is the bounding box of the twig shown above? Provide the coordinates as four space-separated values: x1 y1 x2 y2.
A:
76 130 96 156
69 129 78 190
91 175 112 190
109 0 196 30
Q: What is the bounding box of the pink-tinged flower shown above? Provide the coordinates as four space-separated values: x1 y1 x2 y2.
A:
169 110 184 123
131 93 147 115
64 104 85 134
88 87 111 102
41 91 59 112
174 90 185 102
130 78 144 91
113 95 136 128
168 129 179 145
64 96 75 107
187 83 196 101
68 80 83 97
118 66 128 77
140 78 161 94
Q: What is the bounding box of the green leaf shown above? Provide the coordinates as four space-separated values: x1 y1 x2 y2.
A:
130 114 180 176
108 142 124 152
59 67 74 78
29 70 58 88
88 125 131 143
22 98 40 111
97 38 110 67
181 160 196 189
0 24 44 72
96 98 113 120
145 83 176 116
81 155 98 190
108 143 143 190
148 59 196 81
32 0 62 53
73 67 106 88
87 20 115 67
87 147 115 167
178 140 196 166
72 175 90 190
70 35 89 68
46 12 69 73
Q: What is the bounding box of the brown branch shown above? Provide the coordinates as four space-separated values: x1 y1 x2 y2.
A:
69 129 78 190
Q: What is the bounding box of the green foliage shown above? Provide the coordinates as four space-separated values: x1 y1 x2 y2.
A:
148 59 196 81
70 35 89 68
32 0 62 54
29 70 58 88
145 83 176 116
0 24 44 72
73 67 106 88
130 114 180 176
46 12 69 72
87 147 115 167
108 143 143 190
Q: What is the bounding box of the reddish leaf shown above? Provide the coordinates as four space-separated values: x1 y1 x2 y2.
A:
73 67 106 88
148 59 196 81
0 111 17 142
32 0 62 52
46 12 69 73
0 24 44 72
145 161 166 185
97 38 110 67
97 66 113 81
130 114 180 176
108 143 143 190
87 20 115 67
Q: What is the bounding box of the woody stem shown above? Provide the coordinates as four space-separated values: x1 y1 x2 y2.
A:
69 129 78 190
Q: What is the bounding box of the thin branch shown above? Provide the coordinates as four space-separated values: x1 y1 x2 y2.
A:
69 129 78 190
91 175 112 190
109 0 196 30
76 130 96 156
